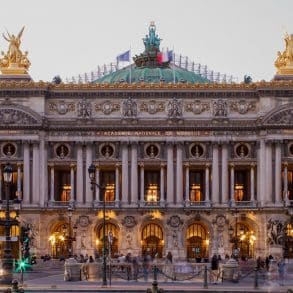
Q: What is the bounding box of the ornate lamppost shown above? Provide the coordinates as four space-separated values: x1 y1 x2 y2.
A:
0 163 20 285
88 163 107 286
228 209 242 259
63 206 77 258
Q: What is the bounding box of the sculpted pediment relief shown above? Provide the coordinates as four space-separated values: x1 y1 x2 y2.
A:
264 105 293 125
0 102 41 126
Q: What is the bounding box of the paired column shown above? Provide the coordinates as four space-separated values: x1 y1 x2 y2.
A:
275 142 282 203
167 143 174 205
0 164 2 200
23 142 30 204
130 143 138 206
211 143 219 204
230 163 235 203
140 163 144 202
115 164 120 202
221 143 229 204
49 164 55 201
85 143 93 204
176 144 183 205
185 163 190 203
205 164 210 201
32 142 40 205
160 163 165 203
16 163 22 199
95 165 100 201
39 136 48 207
257 139 266 205
70 164 75 202
121 143 129 205
265 142 273 203
284 162 288 201
76 143 84 204
250 164 255 201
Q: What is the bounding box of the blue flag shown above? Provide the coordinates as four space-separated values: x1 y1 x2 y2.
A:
117 50 130 62
168 50 173 62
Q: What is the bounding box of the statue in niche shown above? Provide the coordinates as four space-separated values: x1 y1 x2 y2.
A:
122 97 137 117
213 99 228 117
267 219 284 245
167 97 182 118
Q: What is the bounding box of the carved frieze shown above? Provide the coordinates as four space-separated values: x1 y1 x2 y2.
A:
212 99 228 117
229 100 256 114
122 97 137 117
77 97 92 119
185 99 210 114
140 100 165 114
266 109 293 124
95 100 120 115
48 100 75 115
167 97 182 118
0 108 38 125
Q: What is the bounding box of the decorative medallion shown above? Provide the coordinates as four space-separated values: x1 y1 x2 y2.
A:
185 100 210 114
2 142 16 157
122 216 137 228
215 215 226 227
212 99 228 117
145 144 160 158
140 100 165 114
55 144 70 159
100 144 115 158
235 143 249 158
167 97 182 118
190 143 204 158
95 100 120 115
122 97 137 117
78 215 90 227
167 215 183 228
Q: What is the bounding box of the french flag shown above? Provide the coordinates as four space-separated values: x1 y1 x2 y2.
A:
157 50 173 64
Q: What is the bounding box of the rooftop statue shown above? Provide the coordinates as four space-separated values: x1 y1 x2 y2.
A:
275 33 293 75
0 26 31 75
143 21 161 53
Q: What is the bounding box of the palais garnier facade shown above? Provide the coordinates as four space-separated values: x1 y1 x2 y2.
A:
0 23 293 261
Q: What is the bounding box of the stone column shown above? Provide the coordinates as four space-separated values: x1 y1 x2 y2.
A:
250 163 255 202
115 164 120 203
95 165 100 201
130 143 138 206
221 143 229 204
17 163 22 199
140 163 144 203
121 143 129 206
23 142 30 204
275 142 282 204
32 142 40 205
176 144 183 205
265 142 273 204
257 139 266 205
70 164 75 202
284 162 288 201
160 163 165 203
212 143 219 205
205 164 210 202
50 164 55 202
230 163 235 203
185 163 190 203
0 164 2 200
39 137 48 207
85 143 93 204
167 143 174 206
76 143 84 204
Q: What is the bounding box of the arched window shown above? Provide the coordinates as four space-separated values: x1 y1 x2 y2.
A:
141 223 163 258
96 223 119 257
186 223 209 261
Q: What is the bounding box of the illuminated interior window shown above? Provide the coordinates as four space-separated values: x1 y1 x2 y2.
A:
144 171 160 202
104 183 115 202
61 184 71 202
100 171 115 202
235 183 244 201
234 170 250 201
189 171 204 202
146 184 159 202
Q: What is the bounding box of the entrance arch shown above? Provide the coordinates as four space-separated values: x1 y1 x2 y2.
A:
49 222 69 259
141 223 163 258
186 223 209 261
95 222 119 257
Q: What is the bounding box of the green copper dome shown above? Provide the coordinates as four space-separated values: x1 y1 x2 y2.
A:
93 22 210 84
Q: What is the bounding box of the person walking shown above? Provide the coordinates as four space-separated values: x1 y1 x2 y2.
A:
278 258 285 286
211 254 219 284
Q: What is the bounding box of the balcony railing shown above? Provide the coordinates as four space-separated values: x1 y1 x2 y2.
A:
93 200 120 208
139 200 165 208
231 200 256 208
184 200 211 208
47 201 73 208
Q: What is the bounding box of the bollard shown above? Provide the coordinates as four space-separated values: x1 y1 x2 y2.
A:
4 280 24 293
203 265 208 289
254 267 258 289
146 265 164 293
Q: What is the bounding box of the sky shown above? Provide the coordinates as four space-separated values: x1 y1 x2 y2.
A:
0 0 292 82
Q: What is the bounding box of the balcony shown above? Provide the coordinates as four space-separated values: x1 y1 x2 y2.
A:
231 200 257 208
184 200 211 208
93 200 120 208
139 200 165 208
47 201 74 208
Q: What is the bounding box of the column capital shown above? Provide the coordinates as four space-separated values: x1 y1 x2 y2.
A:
283 161 288 167
70 163 76 169
139 162 144 168
250 162 256 168
205 163 211 168
160 162 166 168
48 162 55 168
115 162 121 168
229 162 235 168
184 162 190 168
16 162 23 168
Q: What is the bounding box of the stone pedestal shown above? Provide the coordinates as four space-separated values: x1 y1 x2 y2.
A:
221 258 239 282
64 258 81 281
269 244 283 259
86 263 99 281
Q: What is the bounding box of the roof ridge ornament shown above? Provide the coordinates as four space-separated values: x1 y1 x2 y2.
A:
0 26 31 76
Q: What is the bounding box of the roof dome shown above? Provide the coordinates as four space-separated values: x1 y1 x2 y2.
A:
93 22 210 84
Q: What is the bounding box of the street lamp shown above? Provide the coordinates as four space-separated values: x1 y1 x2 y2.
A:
0 163 18 285
88 163 107 287
229 209 241 259
63 206 77 258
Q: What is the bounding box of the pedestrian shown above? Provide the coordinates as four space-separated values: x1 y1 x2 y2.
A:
211 254 219 284
164 251 173 282
278 258 285 286
88 255 94 263
142 254 149 281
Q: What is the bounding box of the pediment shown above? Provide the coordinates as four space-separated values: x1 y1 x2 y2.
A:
0 102 42 126
264 104 293 125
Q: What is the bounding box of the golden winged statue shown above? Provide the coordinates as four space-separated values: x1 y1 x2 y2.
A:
0 26 31 75
275 33 293 75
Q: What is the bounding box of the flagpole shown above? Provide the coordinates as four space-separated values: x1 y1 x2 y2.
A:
129 45 132 84
172 47 175 84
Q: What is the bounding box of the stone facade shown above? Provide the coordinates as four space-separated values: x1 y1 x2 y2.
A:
0 81 293 261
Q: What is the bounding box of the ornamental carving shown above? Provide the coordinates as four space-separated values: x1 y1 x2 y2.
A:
95 100 120 115
122 97 137 117
167 97 182 118
0 108 38 125
2 142 17 157
185 100 210 114
140 100 165 114
212 99 228 117
167 215 183 228
78 215 90 227
48 101 75 115
266 109 293 124
122 216 137 228
229 100 256 114
267 219 284 245
77 97 92 119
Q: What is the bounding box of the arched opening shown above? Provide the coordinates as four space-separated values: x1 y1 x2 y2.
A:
95 223 119 258
141 223 163 258
186 223 209 261
0 225 19 259
48 222 69 259
284 223 293 259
